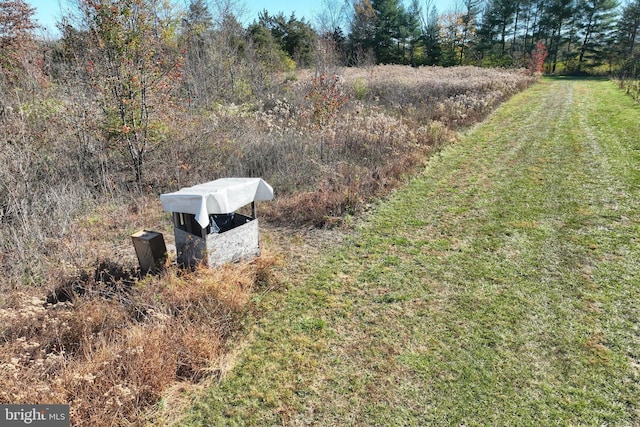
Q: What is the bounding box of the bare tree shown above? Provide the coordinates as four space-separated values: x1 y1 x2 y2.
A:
315 0 350 34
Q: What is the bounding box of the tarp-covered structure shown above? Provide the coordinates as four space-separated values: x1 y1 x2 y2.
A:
160 178 274 267
160 178 274 228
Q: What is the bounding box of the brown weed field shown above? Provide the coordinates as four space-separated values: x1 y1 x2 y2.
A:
0 65 536 425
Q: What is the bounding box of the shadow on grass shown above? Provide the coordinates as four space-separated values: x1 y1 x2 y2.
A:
544 74 611 81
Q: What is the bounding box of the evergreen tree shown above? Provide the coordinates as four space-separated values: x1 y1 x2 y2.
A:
519 0 544 55
539 0 575 72
618 0 640 77
255 11 318 67
618 0 640 57
350 0 420 64
407 0 424 64
371 0 408 63
618 0 640 56
480 0 519 63
247 18 294 72
183 0 213 38
421 3 442 65
348 0 377 64
576 0 619 68
509 0 526 65
459 0 481 63
333 26 348 59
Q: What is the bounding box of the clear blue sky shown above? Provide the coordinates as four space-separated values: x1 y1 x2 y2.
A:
26 0 454 39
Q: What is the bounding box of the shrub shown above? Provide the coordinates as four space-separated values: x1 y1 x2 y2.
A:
353 77 368 100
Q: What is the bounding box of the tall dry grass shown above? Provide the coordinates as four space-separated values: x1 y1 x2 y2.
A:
0 255 277 425
0 65 536 425
147 66 534 225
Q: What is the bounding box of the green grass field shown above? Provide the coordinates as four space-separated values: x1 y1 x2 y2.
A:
180 78 640 426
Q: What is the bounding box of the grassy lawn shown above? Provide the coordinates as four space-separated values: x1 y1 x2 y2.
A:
180 78 640 426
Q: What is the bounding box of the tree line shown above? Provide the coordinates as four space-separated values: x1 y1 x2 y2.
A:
3 0 640 75
0 0 638 185
2 0 640 91
345 0 639 74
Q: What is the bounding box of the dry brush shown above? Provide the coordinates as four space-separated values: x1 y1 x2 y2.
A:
0 65 536 425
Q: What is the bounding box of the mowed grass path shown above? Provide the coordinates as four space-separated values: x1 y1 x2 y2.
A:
182 78 640 426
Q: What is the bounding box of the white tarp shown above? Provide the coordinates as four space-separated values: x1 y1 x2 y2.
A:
160 178 274 227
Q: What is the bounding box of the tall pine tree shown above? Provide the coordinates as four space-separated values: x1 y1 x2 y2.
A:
576 0 619 69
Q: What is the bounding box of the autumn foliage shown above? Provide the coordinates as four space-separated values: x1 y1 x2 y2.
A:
526 41 549 75
0 0 39 84
304 73 349 128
